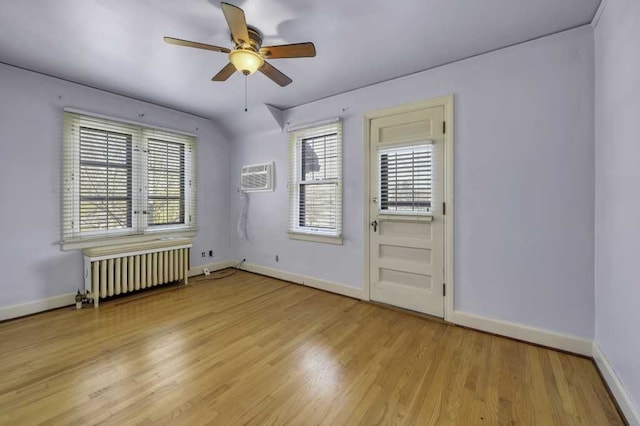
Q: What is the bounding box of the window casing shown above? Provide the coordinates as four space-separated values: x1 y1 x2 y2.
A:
62 112 196 249
288 120 342 242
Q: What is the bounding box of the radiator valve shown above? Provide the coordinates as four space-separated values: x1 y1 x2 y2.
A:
75 290 94 309
75 291 83 310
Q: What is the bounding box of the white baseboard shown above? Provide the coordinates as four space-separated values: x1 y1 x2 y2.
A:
0 260 235 322
239 263 364 300
448 311 593 357
593 342 640 426
0 293 76 322
235 265 591 356
189 260 238 277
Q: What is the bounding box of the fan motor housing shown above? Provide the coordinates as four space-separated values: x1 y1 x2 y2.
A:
233 25 263 52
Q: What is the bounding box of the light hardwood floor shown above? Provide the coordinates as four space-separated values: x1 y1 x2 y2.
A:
0 271 624 425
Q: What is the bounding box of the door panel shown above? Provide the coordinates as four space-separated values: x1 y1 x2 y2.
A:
379 245 431 264
369 106 445 316
374 109 435 145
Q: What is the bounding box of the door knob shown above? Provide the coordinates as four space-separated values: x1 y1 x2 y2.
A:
370 220 378 232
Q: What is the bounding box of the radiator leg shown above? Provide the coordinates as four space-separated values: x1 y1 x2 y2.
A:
183 248 189 286
128 256 134 291
163 251 169 284
169 250 174 283
121 256 128 294
92 262 100 308
100 260 107 298
83 257 92 308
141 254 147 289
107 259 115 297
174 249 179 281
152 253 158 287
115 258 121 295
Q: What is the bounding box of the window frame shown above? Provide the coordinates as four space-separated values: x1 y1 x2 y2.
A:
288 119 343 245
62 111 197 250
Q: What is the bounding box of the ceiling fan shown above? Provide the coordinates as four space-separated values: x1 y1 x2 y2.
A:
164 2 316 87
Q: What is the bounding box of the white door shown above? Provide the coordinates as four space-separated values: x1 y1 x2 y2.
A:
368 106 445 316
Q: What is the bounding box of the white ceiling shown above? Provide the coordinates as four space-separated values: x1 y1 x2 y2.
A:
0 0 599 121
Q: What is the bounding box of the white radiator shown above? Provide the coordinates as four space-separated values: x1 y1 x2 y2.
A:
83 239 192 307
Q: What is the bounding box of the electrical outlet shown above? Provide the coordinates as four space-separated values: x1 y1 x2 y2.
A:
203 268 210 276
209 250 213 257
275 255 279 263
201 252 205 258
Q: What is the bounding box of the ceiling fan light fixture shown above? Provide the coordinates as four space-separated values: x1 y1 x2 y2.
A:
165 3 312 87
229 50 264 75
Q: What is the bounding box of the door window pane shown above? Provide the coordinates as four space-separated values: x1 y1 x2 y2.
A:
379 144 432 214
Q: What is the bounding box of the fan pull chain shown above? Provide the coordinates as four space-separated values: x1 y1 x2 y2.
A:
244 74 248 112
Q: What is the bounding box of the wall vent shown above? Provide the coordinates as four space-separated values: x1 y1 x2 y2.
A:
241 162 274 192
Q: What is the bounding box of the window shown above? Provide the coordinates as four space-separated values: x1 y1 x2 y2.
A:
288 120 342 243
79 127 133 231
62 112 196 248
147 139 185 226
379 143 433 214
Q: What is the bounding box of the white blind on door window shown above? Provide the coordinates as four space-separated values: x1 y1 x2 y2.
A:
288 120 342 237
378 143 433 214
62 112 196 245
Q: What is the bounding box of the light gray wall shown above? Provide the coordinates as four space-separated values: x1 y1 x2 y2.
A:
594 0 640 410
231 26 595 339
0 63 233 309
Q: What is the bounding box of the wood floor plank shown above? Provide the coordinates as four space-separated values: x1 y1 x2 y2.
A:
0 271 625 425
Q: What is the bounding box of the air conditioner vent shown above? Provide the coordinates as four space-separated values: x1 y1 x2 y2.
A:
241 162 274 192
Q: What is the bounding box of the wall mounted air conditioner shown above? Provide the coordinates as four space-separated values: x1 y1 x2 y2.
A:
241 162 274 192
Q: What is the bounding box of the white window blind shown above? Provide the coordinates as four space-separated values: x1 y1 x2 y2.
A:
78 126 133 232
288 119 342 238
144 127 195 229
379 143 433 214
62 112 196 246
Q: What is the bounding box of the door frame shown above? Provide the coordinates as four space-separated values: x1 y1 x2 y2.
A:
363 95 455 320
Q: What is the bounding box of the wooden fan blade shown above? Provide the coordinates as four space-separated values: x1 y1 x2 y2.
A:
221 2 250 46
212 63 237 81
164 37 230 53
259 61 292 87
260 42 316 59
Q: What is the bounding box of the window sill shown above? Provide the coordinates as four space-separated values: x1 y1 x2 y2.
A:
288 232 343 245
60 229 197 251
376 213 434 221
